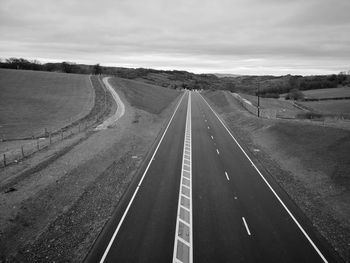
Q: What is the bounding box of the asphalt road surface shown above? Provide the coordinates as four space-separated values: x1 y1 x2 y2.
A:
86 91 339 263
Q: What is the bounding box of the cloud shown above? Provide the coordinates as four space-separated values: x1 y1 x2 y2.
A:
0 0 349 75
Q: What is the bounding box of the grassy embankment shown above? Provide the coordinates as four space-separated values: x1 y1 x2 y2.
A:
110 77 181 114
0 68 94 140
204 90 350 261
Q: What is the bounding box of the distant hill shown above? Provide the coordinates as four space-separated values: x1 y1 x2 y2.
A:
215 73 242 78
1 57 349 96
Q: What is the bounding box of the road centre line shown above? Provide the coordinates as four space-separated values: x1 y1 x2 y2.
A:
216 149 220 155
211 135 214 139
198 92 328 263
242 217 251 236
98 92 186 263
173 92 193 263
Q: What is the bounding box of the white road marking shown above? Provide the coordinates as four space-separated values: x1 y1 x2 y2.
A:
211 135 213 140
216 149 220 155
225 171 230 181
99 92 187 263
207 126 210 129
198 92 328 263
242 217 251 236
173 92 193 263
205 119 207 122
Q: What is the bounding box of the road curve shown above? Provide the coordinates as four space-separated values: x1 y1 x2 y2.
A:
95 77 125 130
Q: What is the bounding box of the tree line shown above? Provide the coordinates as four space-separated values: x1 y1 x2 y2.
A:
0 57 102 75
1 57 348 96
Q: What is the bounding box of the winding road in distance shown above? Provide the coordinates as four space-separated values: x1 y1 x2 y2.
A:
86 91 339 263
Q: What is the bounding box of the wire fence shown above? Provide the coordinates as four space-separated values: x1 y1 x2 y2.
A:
0 117 101 168
1 75 112 168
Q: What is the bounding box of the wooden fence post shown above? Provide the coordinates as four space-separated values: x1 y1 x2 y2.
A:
49 132 52 144
37 140 39 150
21 146 24 159
61 129 63 140
3 154 6 167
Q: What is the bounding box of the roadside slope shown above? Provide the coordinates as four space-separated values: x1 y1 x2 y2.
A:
0 77 182 262
203 90 350 261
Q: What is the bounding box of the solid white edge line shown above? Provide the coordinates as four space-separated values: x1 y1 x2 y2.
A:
198 92 328 263
189 93 193 263
99 91 186 263
242 217 251 236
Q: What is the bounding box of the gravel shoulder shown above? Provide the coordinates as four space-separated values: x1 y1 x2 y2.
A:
0 79 182 262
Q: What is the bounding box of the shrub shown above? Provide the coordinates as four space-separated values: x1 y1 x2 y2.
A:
285 89 304 100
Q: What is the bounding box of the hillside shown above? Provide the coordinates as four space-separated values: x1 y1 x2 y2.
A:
110 77 181 114
0 69 94 140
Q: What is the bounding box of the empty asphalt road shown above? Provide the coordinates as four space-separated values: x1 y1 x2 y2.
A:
86 91 338 263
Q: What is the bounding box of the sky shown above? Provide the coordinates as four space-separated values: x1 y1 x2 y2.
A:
0 0 349 75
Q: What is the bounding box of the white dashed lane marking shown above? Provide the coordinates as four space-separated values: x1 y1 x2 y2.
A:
242 217 251 236
216 149 220 155
225 171 230 181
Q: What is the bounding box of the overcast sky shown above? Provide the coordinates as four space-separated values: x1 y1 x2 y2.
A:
1 0 349 75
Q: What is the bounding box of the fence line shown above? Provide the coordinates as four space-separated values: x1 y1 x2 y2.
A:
0 116 99 168
1 74 112 168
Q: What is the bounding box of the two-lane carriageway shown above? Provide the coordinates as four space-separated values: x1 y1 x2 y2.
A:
86 91 338 263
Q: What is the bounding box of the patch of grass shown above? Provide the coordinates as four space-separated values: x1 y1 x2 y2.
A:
303 87 350 99
296 112 324 120
300 100 350 115
110 77 181 114
0 69 94 140
267 122 350 179
203 90 230 108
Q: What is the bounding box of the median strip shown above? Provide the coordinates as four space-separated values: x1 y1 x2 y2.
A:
173 92 193 263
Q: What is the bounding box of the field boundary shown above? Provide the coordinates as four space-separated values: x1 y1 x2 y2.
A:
0 75 114 168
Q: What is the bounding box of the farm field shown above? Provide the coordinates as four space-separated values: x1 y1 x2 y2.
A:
0 69 94 140
110 77 181 114
300 100 350 115
302 87 350 99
